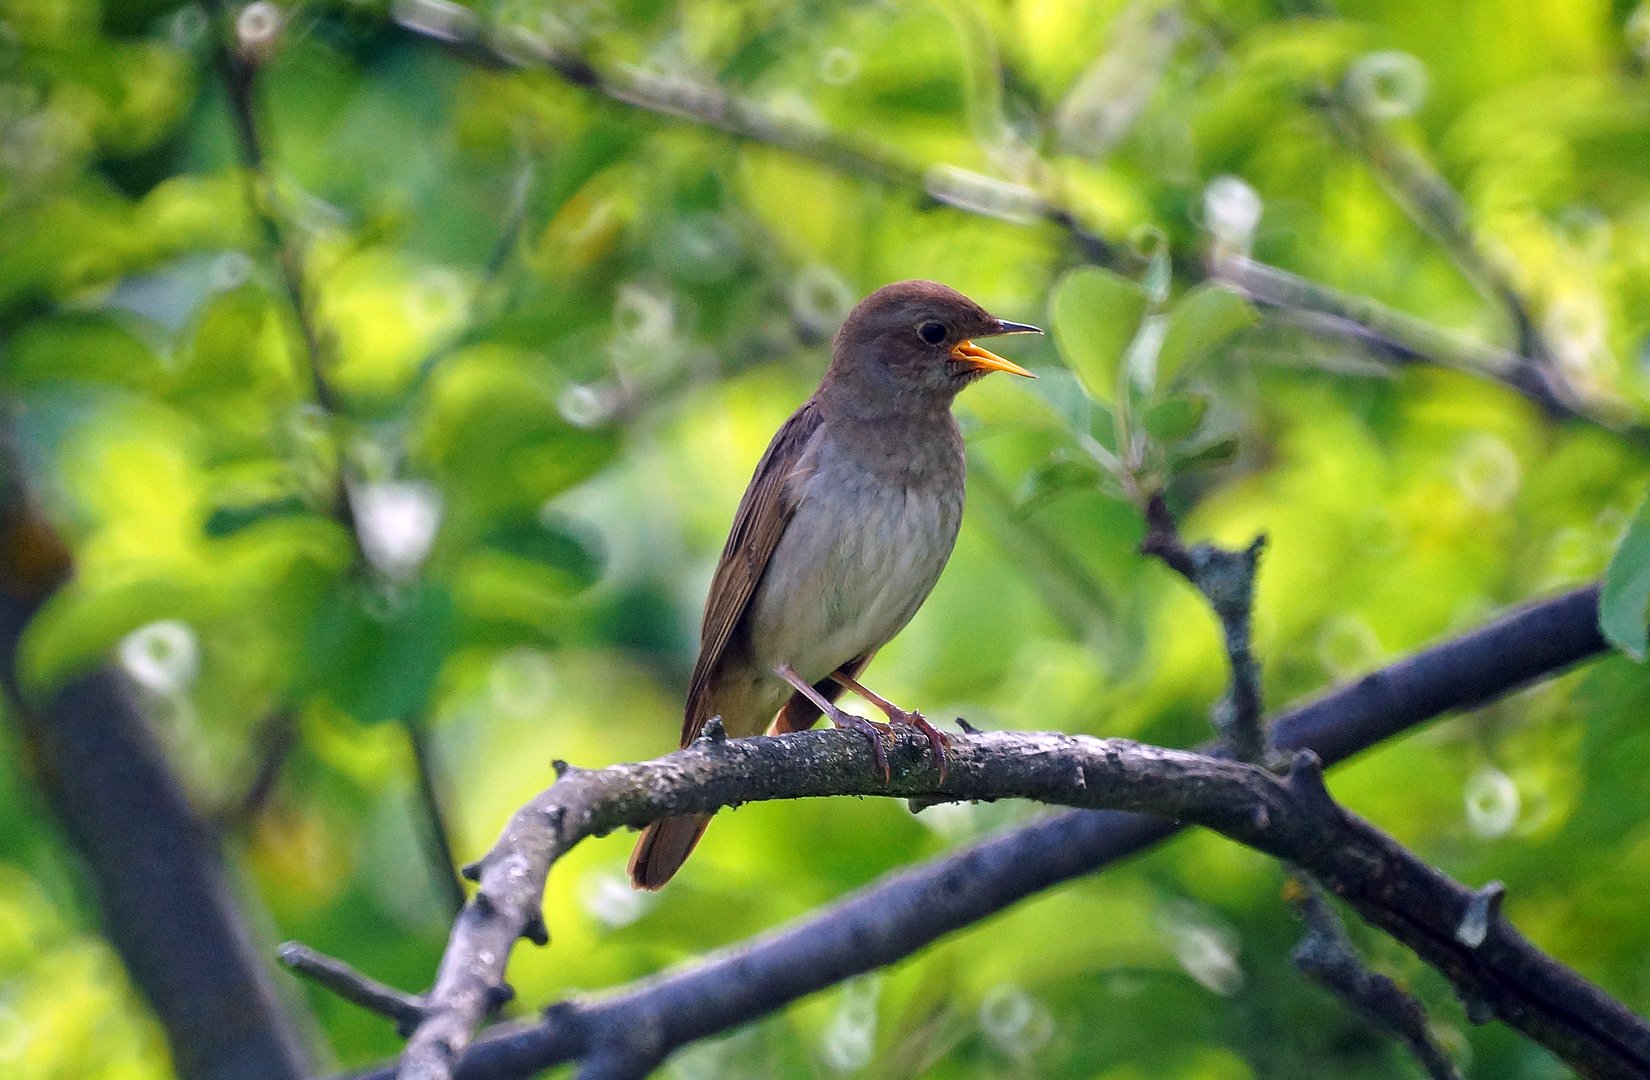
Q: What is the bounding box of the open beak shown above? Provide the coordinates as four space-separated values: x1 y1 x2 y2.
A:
950 319 1042 378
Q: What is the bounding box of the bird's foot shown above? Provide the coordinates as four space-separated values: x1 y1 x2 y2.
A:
884 708 950 784
826 707 894 783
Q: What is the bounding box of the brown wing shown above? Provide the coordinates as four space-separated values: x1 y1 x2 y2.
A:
680 398 823 745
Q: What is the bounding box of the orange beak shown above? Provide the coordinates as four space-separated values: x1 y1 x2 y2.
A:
950 339 1038 378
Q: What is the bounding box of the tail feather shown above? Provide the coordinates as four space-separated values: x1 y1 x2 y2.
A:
628 813 713 890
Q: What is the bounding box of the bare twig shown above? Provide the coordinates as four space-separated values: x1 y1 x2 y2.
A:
1291 881 1464 1080
340 582 1608 1080
204 3 477 921
219 706 300 828
1139 493 1268 762
1313 84 1550 367
407 718 469 918
279 942 429 1037
202 0 341 415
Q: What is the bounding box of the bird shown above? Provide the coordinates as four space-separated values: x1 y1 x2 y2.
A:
629 280 1040 890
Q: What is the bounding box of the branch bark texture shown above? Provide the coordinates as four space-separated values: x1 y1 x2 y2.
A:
399 724 1649 1079
347 582 1611 1080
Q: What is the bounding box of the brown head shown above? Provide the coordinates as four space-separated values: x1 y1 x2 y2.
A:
823 280 1040 416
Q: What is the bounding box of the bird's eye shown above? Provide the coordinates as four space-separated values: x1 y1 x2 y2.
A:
918 321 947 345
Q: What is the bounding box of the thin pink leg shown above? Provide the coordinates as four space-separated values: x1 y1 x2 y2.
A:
775 664 892 782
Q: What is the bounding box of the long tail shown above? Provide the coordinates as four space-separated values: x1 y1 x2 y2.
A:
628 813 713 890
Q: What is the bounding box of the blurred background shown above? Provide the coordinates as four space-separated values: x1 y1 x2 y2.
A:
3 0 1650 1077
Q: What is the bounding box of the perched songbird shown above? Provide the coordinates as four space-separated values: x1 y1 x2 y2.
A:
629 280 1040 890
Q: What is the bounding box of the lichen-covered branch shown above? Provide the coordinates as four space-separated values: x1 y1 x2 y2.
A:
337 582 1609 1080
331 709 1650 1079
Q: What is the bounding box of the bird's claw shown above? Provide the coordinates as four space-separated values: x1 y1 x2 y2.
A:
888 708 950 783
828 708 894 783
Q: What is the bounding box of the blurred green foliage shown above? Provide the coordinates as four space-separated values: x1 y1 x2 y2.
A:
3 0 1650 1078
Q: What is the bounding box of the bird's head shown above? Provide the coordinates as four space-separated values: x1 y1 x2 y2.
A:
826 280 1040 412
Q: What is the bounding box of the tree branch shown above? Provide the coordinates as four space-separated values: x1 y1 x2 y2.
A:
339 716 1648 1079
1144 491 1461 1076
379 5 1650 444
1311 82 1551 367
202 0 341 416
1291 880 1464 1080
407 717 469 918
0 429 312 1080
279 942 430 1038
340 581 1607 1080
1139 493 1268 762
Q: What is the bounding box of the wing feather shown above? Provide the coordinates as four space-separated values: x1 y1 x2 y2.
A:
679 399 823 745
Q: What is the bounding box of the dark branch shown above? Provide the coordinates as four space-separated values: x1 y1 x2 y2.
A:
1146 492 1457 1073
1291 881 1463 1080
407 718 469 918
1312 83 1551 368
218 705 300 828
355 725 1650 1079
0 428 311 1080
279 942 429 1037
343 582 1609 1080
1139 493 1268 762
203 0 341 415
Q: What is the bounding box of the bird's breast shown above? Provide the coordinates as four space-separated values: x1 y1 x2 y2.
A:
745 430 965 681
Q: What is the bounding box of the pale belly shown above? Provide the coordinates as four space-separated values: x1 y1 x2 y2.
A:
744 464 963 685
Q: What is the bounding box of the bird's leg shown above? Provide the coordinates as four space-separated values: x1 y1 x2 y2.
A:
774 664 892 782
829 670 950 782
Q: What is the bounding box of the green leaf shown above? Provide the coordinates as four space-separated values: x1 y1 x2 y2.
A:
205 496 311 538
1143 394 1210 447
482 517 605 594
1170 434 1241 473
1016 454 1103 511
301 583 455 723
1156 284 1257 389
1600 494 1650 660
1050 267 1148 406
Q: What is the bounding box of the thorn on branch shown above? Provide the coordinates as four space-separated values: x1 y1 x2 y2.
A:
522 911 551 947
552 759 576 779
277 940 427 1036
1454 880 1507 949
955 716 981 735
1286 750 1338 817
